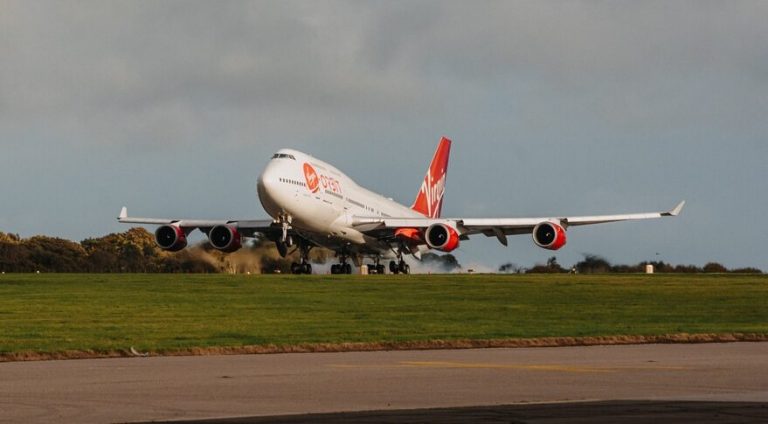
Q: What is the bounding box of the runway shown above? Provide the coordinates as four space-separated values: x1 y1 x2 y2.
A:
1 343 766 423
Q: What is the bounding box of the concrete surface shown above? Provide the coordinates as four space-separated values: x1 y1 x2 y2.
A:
1 343 766 423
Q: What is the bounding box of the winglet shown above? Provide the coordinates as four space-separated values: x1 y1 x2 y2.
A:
663 201 686 217
119 206 128 221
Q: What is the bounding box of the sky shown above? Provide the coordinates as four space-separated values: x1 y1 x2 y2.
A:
1 1 766 271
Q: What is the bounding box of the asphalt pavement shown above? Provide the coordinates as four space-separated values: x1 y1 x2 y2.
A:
1 342 766 423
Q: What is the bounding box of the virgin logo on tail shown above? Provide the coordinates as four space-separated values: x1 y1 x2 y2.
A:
412 137 451 218
418 170 447 218
303 163 320 193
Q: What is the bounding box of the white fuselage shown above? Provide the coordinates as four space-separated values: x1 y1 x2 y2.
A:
256 149 423 255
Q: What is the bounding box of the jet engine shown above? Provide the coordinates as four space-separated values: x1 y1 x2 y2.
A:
155 225 188 252
532 221 567 250
425 223 460 252
209 225 242 253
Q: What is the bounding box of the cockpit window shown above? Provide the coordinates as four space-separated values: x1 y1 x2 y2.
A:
271 153 296 160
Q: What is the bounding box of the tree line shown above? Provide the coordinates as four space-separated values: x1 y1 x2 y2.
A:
0 229 215 273
501 254 762 274
0 229 311 273
0 230 760 274
0 229 461 274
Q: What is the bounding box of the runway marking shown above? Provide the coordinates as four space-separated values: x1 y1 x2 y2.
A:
400 361 613 373
329 361 688 374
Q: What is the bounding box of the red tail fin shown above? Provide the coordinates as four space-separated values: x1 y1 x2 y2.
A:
411 137 451 218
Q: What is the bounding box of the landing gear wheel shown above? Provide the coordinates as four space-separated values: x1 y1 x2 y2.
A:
287 240 314 274
398 260 409 275
389 261 398 274
377 264 385 274
331 263 352 274
291 262 312 274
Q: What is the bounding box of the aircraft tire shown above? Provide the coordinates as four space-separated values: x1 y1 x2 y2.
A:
344 263 352 274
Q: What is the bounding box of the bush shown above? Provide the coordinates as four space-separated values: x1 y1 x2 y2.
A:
527 256 565 274
673 264 701 273
703 262 728 273
730 267 763 274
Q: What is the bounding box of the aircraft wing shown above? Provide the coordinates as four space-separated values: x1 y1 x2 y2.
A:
353 201 685 244
117 207 277 237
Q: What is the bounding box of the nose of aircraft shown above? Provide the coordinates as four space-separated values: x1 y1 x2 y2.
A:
257 162 281 217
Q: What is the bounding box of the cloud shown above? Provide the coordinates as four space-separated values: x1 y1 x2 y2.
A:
1 2 439 150
3 2 767 149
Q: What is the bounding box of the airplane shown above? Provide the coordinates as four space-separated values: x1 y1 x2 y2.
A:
118 137 685 274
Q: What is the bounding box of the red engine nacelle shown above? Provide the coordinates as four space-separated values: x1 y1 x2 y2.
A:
425 223 460 252
155 225 188 252
209 225 242 253
532 221 567 250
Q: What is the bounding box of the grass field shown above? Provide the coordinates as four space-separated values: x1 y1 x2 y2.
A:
0 273 766 358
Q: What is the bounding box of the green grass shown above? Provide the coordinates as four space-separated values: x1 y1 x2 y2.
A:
0 273 766 355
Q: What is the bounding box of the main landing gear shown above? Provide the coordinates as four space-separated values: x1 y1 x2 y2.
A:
290 262 312 274
389 260 410 274
388 246 410 274
366 257 386 274
331 249 353 274
330 263 352 275
290 242 313 274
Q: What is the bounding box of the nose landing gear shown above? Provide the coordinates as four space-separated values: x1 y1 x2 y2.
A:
274 213 293 258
